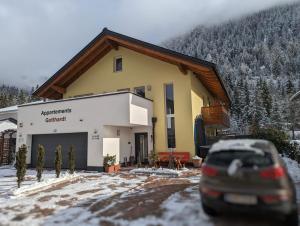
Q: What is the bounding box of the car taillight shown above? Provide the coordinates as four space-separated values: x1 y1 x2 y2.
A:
201 187 221 198
261 194 290 204
202 165 218 177
260 166 285 180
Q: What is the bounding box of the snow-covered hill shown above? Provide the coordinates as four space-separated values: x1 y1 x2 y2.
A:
164 2 300 133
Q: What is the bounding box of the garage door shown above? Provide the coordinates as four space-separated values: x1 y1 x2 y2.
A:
31 133 88 170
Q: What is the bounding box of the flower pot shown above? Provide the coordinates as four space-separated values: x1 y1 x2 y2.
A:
105 165 115 173
114 164 120 172
192 158 202 168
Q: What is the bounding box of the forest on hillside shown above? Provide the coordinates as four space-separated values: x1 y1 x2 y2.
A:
0 3 299 135
164 2 300 134
0 85 40 108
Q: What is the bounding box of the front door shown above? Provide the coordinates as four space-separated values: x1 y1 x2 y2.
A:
135 133 148 164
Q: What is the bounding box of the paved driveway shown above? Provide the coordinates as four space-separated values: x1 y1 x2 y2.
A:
0 167 299 226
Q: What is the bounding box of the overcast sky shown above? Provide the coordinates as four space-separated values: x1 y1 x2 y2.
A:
0 0 298 88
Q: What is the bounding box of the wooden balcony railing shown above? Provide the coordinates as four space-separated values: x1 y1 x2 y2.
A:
201 105 230 128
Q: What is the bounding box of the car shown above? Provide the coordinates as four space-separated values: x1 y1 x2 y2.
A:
199 139 298 226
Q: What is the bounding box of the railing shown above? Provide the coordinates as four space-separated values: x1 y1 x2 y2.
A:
201 105 230 128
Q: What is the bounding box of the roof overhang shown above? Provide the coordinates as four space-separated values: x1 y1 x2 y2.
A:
33 28 231 105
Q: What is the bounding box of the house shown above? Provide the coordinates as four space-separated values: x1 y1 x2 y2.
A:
0 105 18 122
17 28 230 171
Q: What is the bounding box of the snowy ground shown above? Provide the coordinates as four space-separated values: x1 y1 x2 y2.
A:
0 161 300 226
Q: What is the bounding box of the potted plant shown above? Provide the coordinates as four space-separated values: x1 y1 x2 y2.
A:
114 163 120 172
192 155 202 168
103 154 116 173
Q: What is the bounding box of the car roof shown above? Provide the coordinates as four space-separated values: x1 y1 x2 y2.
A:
209 139 277 155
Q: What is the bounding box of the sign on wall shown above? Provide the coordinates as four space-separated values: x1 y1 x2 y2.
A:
41 108 72 123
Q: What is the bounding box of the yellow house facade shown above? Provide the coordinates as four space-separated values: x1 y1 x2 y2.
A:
32 28 230 165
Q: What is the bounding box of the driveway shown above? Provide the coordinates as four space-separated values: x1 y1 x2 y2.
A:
0 167 298 226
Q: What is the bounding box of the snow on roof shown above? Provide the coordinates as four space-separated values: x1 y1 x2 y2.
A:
0 120 17 133
18 100 44 107
0 105 17 113
209 139 271 155
0 101 44 112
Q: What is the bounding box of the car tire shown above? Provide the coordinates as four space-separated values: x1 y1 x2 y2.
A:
284 210 298 226
202 202 218 217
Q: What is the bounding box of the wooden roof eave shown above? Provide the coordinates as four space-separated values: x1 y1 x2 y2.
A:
42 42 112 99
34 28 231 105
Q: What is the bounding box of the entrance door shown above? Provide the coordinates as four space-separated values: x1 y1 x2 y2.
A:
135 133 148 163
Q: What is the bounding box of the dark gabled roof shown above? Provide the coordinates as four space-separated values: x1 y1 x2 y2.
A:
0 118 17 125
33 28 231 105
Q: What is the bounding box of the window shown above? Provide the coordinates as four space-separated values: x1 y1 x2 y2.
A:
114 57 122 72
165 84 176 149
134 86 145 98
206 150 273 168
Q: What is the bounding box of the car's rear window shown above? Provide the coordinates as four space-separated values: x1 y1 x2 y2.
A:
206 150 273 168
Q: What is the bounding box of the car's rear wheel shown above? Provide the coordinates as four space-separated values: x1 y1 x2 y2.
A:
284 210 298 226
202 202 218 216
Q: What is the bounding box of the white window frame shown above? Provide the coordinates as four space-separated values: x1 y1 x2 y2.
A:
114 56 123 72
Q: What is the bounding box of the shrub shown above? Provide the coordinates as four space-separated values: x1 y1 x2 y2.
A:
55 145 62 178
149 150 158 166
251 127 295 155
68 145 75 174
103 154 116 167
16 144 27 188
36 144 45 182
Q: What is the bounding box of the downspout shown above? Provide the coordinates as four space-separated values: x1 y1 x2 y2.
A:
152 117 157 150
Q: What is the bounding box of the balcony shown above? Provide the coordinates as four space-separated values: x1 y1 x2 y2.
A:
201 105 230 128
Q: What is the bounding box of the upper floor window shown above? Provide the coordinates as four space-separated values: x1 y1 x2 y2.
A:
114 56 122 72
134 86 145 98
165 84 174 115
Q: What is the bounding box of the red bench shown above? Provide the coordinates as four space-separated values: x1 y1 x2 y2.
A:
158 152 190 164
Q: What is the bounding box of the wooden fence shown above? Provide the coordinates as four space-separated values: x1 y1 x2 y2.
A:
0 130 16 165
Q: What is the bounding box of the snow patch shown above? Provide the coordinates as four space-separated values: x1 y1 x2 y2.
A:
282 157 300 182
192 155 201 160
227 159 242 176
0 120 16 132
130 167 187 176
209 139 266 155
13 172 81 196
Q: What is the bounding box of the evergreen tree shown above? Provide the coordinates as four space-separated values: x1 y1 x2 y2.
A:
16 145 27 188
36 144 45 182
260 81 273 117
242 81 251 132
163 2 300 133
17 90 27 104
68 145 75 174
0 93 8 108
271 101 282 129
55 145 62 178
286 79 295 96
249 88 270 130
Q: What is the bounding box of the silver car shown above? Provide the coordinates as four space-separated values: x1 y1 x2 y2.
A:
199 139 298 226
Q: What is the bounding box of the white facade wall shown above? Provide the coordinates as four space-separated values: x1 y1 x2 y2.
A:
17 92 153 169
